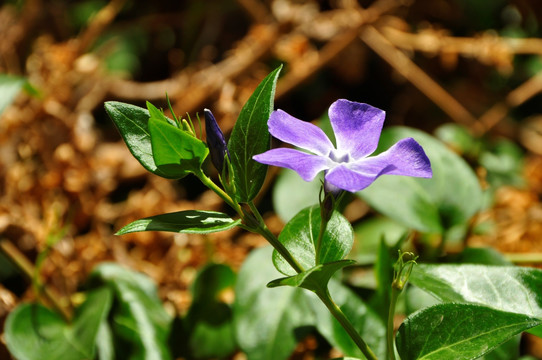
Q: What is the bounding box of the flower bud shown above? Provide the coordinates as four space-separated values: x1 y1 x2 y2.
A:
204 109 230 173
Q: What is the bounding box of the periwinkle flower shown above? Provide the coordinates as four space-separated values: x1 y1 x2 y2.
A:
204 109 230 173
253 99 432 193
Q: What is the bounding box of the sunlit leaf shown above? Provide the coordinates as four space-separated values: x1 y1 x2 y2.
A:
396 303 541 360
116 210 240 235
228 65 282 202
272 206 353 276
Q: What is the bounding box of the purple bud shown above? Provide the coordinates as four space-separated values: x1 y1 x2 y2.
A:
204 109 230 173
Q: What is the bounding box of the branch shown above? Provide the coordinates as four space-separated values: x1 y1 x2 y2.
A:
360 25 480 129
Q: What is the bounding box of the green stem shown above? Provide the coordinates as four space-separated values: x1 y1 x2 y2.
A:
247 202 305 274
387 288 400 360
317 288 378 360
197 171 243 216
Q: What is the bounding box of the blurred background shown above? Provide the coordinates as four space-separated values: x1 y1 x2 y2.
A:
1 0 542 358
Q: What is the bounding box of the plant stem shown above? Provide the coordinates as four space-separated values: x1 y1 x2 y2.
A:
247 202 305 274
317 288 378 360
197 171 243 216
0 239 72 322
387 288 400 360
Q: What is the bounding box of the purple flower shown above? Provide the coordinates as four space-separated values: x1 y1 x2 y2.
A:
253 99 432 193
204 109 230 173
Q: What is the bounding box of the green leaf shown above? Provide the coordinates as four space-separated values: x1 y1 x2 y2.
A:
105 101 178 178
89 263 172 360
234 247 315 360
396 303 542 360
95 322 115 360
307 279 387 359
267 260 355 291
5 287 112 360
273 206 354 276
0 74 26 114
116 210 241 235
149 117 209 178
352 216 407 265
228 65 282 202
185 264 237 359
358 127 483 235
410 264 542 337
273 169 322 223
409 264 542 320
479 335 520 360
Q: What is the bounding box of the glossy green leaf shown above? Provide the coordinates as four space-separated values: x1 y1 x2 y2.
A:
228 65 282 202
185 264 237 359
396 303 542 360
410 264 542 337
90 263 172 360
5 287 112 360
479 335 520 360
234 246 315 360
268 260 355 291
149 117 208 178
358 127 483 235
105 101 178 178
307 279 387 359
116 210 240 235
273 206 354 276
0 74 26 114
410 265 542 321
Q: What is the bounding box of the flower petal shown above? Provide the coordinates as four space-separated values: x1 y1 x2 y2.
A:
268 110 334 156
253 148 330 181
325 164 378 192
353 137 432 178
328 99 385 159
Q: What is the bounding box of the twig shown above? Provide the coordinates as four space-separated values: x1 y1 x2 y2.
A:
478 71 542 134
382 26 542 57
108 23 279 113
76 0 128 54
276 26 361 99
0 239 72 322
360 25 480 128
276 0 405 99
235 0 272 23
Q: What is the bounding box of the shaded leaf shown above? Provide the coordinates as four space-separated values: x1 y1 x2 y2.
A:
307 279 387 359
5 287 112 360
116 210 240 235
358 127 482 235
396 303 541 360
228 66 282 202
186 264 237 359
234 247 315 360
273 169 322 223
90 263 172 360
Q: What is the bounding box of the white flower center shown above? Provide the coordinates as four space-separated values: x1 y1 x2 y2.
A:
328 149 351 164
